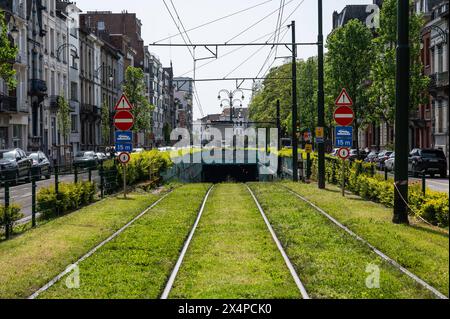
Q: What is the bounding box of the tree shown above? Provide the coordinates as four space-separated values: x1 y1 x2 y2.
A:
101 100 111 146
249 58 318 137
57 94 71 166
57 94 71 146
0 10 18 89
369 0 429 144
122 67 154 138
326 19 374 153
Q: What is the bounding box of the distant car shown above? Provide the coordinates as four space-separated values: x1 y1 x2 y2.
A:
132 148 144 154
375 150 394 170
364 151 379 163
28 151 51 180
96 152 108 162
408 148 448 178
330 148 339 157
384 152 395 171
348 149 367 162
0 148 33 185
73 151 98 169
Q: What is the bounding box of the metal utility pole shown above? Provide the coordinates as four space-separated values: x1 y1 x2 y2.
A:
393 0 410 224
291 21 299 182
317 0 326 189
276 99 282 178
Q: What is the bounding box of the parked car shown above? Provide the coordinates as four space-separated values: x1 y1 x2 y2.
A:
28 151 51 180
348 149 367 162
375 150 394 170
408 148 448 178
330 148 339 157
73 151 98 169
384 152 395 171
0 148 33 185
132 148 144 153
364 151 379 163
96 152 108 162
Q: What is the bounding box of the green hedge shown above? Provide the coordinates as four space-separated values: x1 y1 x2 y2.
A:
37 182 96 220
309 157 449 228
0 204 23 235
105 150 173 189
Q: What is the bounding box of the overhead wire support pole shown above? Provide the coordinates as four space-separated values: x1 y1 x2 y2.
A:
317 0 326 190
291 20 299 182
393 0 410 225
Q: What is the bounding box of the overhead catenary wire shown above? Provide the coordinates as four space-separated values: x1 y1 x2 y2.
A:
162 0 205 117
178 26 289 77
153 0 275 44
225 0 297 44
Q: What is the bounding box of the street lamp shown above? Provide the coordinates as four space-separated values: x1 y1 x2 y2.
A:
95 65 114 83
4 12 19 42
217 89 245 122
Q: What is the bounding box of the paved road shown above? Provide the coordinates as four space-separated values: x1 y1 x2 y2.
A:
0 171 100 218
379 171 449 194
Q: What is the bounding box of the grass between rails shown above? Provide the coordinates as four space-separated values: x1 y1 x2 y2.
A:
0 188 172 299
169 184 301 299
249 183 437 299
282 182 449 297
40 183 211 299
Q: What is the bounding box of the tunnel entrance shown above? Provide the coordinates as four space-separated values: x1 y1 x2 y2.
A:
202 164 259 183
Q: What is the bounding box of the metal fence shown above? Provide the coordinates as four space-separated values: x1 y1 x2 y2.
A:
0 161 118 240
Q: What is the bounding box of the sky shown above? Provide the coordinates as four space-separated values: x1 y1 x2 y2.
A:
75 0 373 120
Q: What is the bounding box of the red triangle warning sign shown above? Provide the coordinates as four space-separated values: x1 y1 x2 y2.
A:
335 88 353 107
114 94 134 111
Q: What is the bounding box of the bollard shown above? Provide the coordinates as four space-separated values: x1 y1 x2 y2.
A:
31 167 38 228
88 167 92 182
54 163 59 216
74 165 78 183
422 172 426 196
100 161 104 199
306 153 311 181
384 165 388 181
4 181 10 240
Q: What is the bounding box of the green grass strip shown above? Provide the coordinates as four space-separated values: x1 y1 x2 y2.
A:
249 183 437 299
39 184 211 299
283 182 449 297
0 189 170 299
169 184 301 299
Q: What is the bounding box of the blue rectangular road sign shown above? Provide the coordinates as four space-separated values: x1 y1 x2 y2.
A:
115 131 133 143
335 126 353 148
115 143 133 153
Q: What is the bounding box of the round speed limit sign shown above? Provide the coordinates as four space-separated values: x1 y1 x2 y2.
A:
337 148 350 160
118 152 131 164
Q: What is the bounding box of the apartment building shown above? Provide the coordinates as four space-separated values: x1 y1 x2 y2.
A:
0 0 28 150
174 77 194 134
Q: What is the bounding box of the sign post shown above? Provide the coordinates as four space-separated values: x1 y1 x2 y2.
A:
334 89 354 198
114 94 134 199
337 147 350 197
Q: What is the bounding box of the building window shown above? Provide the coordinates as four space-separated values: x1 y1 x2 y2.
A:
71 115 78 133
437 102 443 134
12 125 23 148
437 45 443 73
70 81 78 101
97 21 105 31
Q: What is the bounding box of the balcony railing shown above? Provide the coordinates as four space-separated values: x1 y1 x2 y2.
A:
0 94 18 112
29 79 48 96
49 95 62 110
430 71 449 89
80 104 94 114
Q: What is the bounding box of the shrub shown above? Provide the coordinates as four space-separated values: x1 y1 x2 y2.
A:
0 204 23 235
305 154 448 228
37 182 96 219
105 150 173 189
